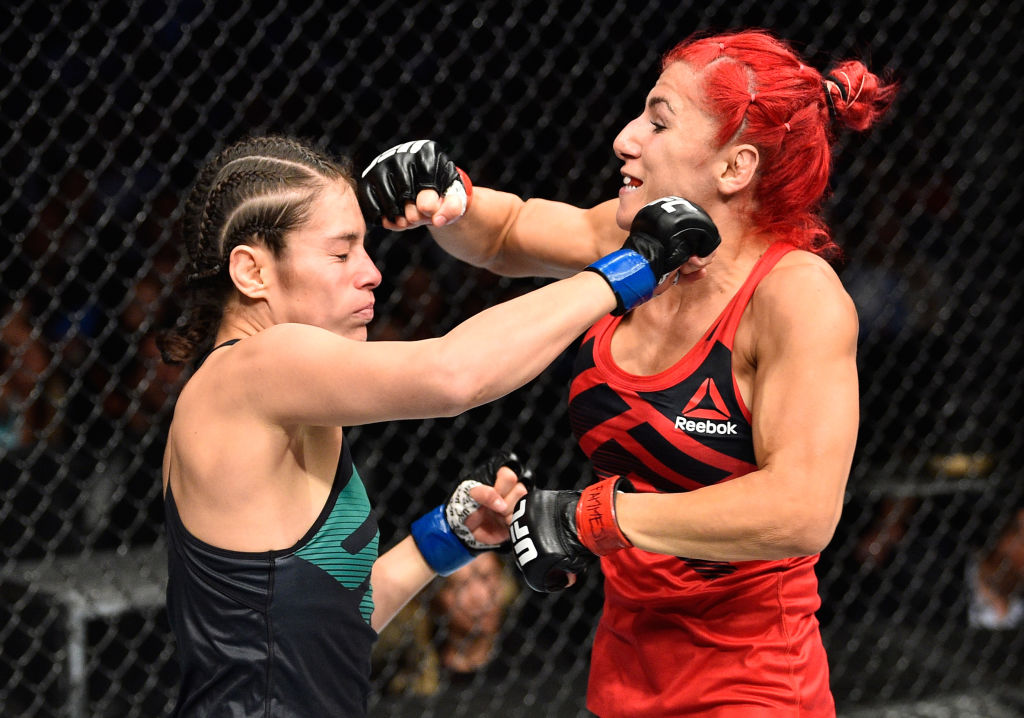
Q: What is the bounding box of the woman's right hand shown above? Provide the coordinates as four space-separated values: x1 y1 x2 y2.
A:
358 139 471 230
383 186 469 230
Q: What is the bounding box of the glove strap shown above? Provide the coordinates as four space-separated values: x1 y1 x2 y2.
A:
410 504 475 576
584 249 657 316
456 167 473 204
444 167 474 219
575 477 634 556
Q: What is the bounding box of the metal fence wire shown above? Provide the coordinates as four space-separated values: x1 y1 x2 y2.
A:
2 0 1022 716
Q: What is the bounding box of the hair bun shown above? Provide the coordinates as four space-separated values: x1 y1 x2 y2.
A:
822 61 898 132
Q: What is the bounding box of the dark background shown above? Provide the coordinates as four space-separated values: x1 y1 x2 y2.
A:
1 0 1021 716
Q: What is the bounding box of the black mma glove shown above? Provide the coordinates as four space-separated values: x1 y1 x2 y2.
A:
510 476 634 592
585 196 720 315
410 452 530 576
358 139 472 224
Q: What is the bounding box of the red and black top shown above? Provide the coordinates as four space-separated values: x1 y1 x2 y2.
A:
569 242 835 717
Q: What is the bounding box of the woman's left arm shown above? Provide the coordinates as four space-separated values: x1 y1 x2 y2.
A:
369 536 436 632
616 257 860 560
370 468 527 631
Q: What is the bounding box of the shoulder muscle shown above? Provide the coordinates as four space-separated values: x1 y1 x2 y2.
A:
751 252 858 359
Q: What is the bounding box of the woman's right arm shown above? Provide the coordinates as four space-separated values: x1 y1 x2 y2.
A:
231 269 617 428
412 188 716 283
360 140 627 278
360 140 715 281
416 188 626 279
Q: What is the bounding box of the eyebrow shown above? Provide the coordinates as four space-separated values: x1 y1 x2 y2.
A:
647 96 675 114
327 232 361 244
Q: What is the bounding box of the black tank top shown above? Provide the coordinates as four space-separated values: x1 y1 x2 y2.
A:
165 340 379 717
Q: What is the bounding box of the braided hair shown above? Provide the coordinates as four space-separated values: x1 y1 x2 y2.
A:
157 136 355 364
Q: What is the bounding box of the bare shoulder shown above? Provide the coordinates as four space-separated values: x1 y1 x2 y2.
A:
750 249 858 345
236 322 349 357
758 250 854 313
177 324 353 409
224 323 369 375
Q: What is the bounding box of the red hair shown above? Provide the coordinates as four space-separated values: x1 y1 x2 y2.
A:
664 30 898 258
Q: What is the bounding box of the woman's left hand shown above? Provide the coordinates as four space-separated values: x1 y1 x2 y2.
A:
464 465 529 545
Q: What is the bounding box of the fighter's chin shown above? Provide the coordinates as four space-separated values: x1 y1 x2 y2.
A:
337 324 369 342
615 196 640 231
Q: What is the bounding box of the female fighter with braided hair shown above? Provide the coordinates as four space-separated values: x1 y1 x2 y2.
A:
360 29 896 717
156 135 716 717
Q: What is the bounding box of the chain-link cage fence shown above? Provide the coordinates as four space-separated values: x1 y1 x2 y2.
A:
1 0 1022 716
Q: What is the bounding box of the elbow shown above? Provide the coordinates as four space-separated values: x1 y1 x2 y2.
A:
789 526 835 557
758 468 846 557
413 338 508 417
782 508 841 557
753 498 840 558
428 385 476 419
427 362 492 417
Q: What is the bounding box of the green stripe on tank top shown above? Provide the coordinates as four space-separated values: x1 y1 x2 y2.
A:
295 467 379 622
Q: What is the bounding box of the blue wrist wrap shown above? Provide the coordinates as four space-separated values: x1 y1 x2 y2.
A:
585 249 657 315
410 504 474 576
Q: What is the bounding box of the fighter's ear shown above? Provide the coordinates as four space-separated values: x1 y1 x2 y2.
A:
718 143 759 196
228 244 272 299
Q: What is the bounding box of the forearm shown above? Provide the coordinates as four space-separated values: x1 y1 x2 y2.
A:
370 536 436 632
250 272 618 427
361 140 622 278
615 468 843 561
432 271 616 410
431 189 620 279
429 187 528 272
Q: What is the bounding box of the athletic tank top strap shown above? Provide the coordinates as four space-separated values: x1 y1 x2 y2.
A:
164 439 379 716
707 241 795 350
196 338 241 368
165 439 356 564
581 241 796 391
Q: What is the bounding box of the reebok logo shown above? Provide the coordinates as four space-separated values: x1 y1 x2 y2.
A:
675 378 737 436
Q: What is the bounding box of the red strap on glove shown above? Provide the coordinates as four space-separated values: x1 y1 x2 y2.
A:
575 477 633 556
456 167 473 207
